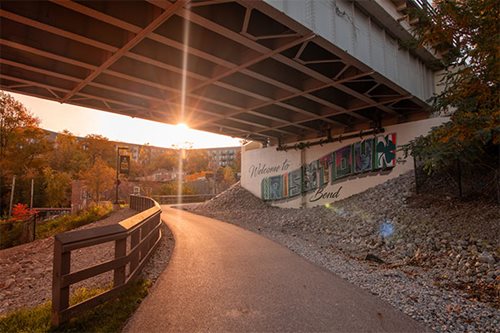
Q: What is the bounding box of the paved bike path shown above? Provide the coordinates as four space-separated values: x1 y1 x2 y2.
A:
124 207 428 332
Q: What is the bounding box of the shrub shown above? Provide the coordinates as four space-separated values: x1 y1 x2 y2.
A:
0 279 151 333
36 202 112 240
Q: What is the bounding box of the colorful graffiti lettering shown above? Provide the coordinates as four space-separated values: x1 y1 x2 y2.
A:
334 146 353 180
353 138 374 173
318 154 333 186
288 168 302 197
303 161 319 192
376 133 396 169
260 133 397 201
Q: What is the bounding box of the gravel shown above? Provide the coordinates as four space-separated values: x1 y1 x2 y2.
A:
188 173 500 333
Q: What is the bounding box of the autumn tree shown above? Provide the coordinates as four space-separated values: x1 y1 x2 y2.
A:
81 134 115 167
80 157 115 202
184 149 209 174
229 150 241 173
151 150 177 172
223 165 236 186
129 144 153 178
0 92 49 214
43 167 72 207
50 130 87 176
409 0 499 171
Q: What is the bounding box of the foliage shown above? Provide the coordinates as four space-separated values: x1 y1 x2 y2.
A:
184 149 209 174
80 134 115 167
229 150 241 172
35 202 112 239
0 92 49 215
43 167 72 208
409 0 499 172
80 157 115 202
222 166 236 185
49 130 87 176
159 181 194 195
0 279 151 333
0 91 40 160
0 219 28 249
10 203 37 221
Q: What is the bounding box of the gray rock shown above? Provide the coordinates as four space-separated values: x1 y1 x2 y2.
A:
478 251 495 265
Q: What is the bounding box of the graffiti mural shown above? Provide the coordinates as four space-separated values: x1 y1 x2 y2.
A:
318 154 334 186
334 146 353 180
375 134 397 169
260 133 397 201
288 168 302 197
303 160 319 192
353 138 374 173
269 175 284 200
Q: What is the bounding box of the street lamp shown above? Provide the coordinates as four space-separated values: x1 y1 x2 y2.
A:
115 146 129 204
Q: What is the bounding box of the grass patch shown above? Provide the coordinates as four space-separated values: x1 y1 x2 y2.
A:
36 203 113 240
0 279 151 333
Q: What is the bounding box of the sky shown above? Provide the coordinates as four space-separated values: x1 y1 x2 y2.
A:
9 92 242 149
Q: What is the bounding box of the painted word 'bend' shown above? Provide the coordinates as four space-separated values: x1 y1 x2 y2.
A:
309 186 342 202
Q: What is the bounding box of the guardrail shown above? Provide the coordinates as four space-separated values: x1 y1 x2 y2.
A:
152 194 215 205
51 195 162 326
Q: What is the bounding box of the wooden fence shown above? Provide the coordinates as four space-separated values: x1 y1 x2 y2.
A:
152 194 215 205
51 195 162 326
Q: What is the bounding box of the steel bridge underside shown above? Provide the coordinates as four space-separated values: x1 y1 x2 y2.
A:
0 0 430 144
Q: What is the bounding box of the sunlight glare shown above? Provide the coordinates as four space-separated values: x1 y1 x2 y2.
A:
177 4 191 207
176 123 189 131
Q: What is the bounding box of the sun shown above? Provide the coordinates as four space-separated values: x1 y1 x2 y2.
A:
175 123 189 130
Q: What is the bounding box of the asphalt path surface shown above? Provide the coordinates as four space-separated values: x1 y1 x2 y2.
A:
124 207 429 332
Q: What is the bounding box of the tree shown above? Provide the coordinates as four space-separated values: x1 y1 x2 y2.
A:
0 92 49 215
159 181 194 195
184 149 209 174
409 0 499 171
50 130 87 175
0 92 39 160
223 166 236 185
80 157 115 202
81 134 115 167
43 167 72 207
229 150 241 172
151 150 177 172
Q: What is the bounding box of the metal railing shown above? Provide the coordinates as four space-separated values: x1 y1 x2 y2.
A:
51 195 162 326
409 0 437 16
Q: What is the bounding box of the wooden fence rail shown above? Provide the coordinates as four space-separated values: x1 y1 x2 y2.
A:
51 195 162 326
152 194 215 205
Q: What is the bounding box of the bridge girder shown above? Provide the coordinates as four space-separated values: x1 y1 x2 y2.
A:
0 0 430 144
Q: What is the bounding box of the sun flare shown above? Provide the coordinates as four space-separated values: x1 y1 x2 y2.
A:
176 123 189 130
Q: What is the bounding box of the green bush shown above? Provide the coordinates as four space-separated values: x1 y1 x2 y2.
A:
36 203 113 240
0 220 28 249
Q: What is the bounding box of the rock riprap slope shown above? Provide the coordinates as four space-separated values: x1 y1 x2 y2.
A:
188 173 499 333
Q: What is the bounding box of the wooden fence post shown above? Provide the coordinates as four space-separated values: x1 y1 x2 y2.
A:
113 237 127 287
129 229 140 274
52 238 71 326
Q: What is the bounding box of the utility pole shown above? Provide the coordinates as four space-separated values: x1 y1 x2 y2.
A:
8 175 16 218
30 178 34 209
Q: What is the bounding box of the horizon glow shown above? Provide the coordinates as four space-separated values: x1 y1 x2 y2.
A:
8 92 242 149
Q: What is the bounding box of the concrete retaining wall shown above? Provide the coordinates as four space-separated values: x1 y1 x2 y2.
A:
241 117 448 208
